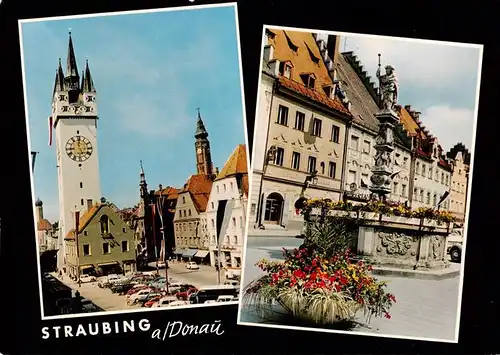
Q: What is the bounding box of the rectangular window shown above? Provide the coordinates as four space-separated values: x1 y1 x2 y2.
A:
350 136 359 150
291 152 301 170
426 192 431 205
121 241 129 252
232 217 236 227
277 105 289 126
294 111 305 131
331 125 340 143
422 164 426 176
102 242 110 254
429 167 433 179
328 162 336 178
307 156 317 173
401 184 407 197
274 147 285 166
83 244 90 256
393 182 398 194
312 118 322 137
363 140 371 154
361 173 369 186
80 182 83 188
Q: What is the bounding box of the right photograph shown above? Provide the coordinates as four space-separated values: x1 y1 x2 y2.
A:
238 26 483 343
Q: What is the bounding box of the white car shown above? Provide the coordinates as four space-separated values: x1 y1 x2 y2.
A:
153 296 178 308
128 289 153 304
185 262 199 270
216 295 236 303
80 275 96 283
168 300 189 307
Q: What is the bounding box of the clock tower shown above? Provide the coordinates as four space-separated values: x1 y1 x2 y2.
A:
51 32 101 269
194 109 214 176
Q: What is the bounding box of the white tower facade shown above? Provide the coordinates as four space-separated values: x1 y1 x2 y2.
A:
51 33 101 269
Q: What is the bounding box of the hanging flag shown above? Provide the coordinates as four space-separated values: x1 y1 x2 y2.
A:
31 151 37 173
75 210 80 257
216 199 235 246
436 190 451 209
48 116 53 146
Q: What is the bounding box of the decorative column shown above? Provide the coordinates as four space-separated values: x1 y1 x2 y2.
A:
369 109 399 200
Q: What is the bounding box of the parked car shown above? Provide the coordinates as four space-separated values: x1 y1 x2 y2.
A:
127 288 154 304
97 274 121 288
138 292 164 307
185 261 199 270
143 296 162 308
446 230 463 263
111 282 135 295
80 275 96 283
81 298 99 313
176 287 198 301
168 300 189 307
152 296 178 308
216 295 236 303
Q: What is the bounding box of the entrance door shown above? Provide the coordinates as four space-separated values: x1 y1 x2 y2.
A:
264 193 284 224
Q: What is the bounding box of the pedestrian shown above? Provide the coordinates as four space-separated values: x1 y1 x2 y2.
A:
78 278 82 288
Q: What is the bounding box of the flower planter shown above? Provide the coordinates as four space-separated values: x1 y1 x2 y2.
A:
276 293 362 325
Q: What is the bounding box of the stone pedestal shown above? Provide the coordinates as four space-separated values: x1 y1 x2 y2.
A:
370 110 400 199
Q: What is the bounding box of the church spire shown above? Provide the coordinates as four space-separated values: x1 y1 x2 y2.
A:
64 31 80 91
82 60 96 93
195 108 208 139
53 58 65 94
140 160 148 199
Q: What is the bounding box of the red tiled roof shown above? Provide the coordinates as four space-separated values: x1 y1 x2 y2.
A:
65 203 102 239
179 174 213 212
37 219 52 231
155 186 180 200
277 76 351 117
215 144 248 181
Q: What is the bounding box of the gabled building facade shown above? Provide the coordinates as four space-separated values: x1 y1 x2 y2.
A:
64 200 136 279
447 143 471 225
249 29 353 232
206 144 248 269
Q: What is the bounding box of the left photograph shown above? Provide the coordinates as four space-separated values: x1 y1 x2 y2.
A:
19 3 249 319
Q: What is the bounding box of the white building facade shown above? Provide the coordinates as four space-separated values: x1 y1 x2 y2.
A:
206 175 247 269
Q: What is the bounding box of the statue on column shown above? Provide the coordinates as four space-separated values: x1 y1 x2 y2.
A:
376 54 399 112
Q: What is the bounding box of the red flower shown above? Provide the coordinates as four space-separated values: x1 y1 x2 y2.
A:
384 312 391 319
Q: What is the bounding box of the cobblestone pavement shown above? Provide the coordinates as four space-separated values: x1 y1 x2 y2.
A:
50 261 219 313
240 236 462 342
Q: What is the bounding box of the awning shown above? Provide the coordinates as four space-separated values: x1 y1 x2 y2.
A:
174 249 186 255
97 261 120 267
182 249 197 258
194 250 209 258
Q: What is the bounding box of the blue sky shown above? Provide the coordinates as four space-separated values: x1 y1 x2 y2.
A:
21 4 245 223
339 34 482 153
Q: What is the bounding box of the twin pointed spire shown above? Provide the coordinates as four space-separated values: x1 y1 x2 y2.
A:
53 31 96 94
195 108 208 139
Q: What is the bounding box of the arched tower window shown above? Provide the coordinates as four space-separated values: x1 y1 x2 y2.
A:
100 215 110 234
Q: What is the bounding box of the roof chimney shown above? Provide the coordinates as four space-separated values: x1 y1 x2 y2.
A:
263 44 274 63
87 199 93 211
267 59 280 77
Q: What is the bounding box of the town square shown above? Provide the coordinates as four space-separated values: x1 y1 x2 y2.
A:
20 4 248 317
239 27 482 342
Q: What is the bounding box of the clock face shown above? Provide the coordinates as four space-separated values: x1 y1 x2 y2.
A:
65 135 93 162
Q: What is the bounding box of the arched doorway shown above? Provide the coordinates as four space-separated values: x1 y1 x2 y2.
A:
264 192 284 224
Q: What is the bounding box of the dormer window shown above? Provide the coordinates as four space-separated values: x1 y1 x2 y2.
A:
265 28 276 40
305 43 320 64
283 31 298 52
323 85 334 98
300 73 316 89
278 61 293 79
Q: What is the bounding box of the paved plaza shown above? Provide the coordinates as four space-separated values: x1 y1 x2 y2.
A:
239 235 462 342
51 261 219 313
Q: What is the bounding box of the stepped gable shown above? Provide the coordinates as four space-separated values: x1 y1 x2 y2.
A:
337 51 380 133
447 143 471 165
